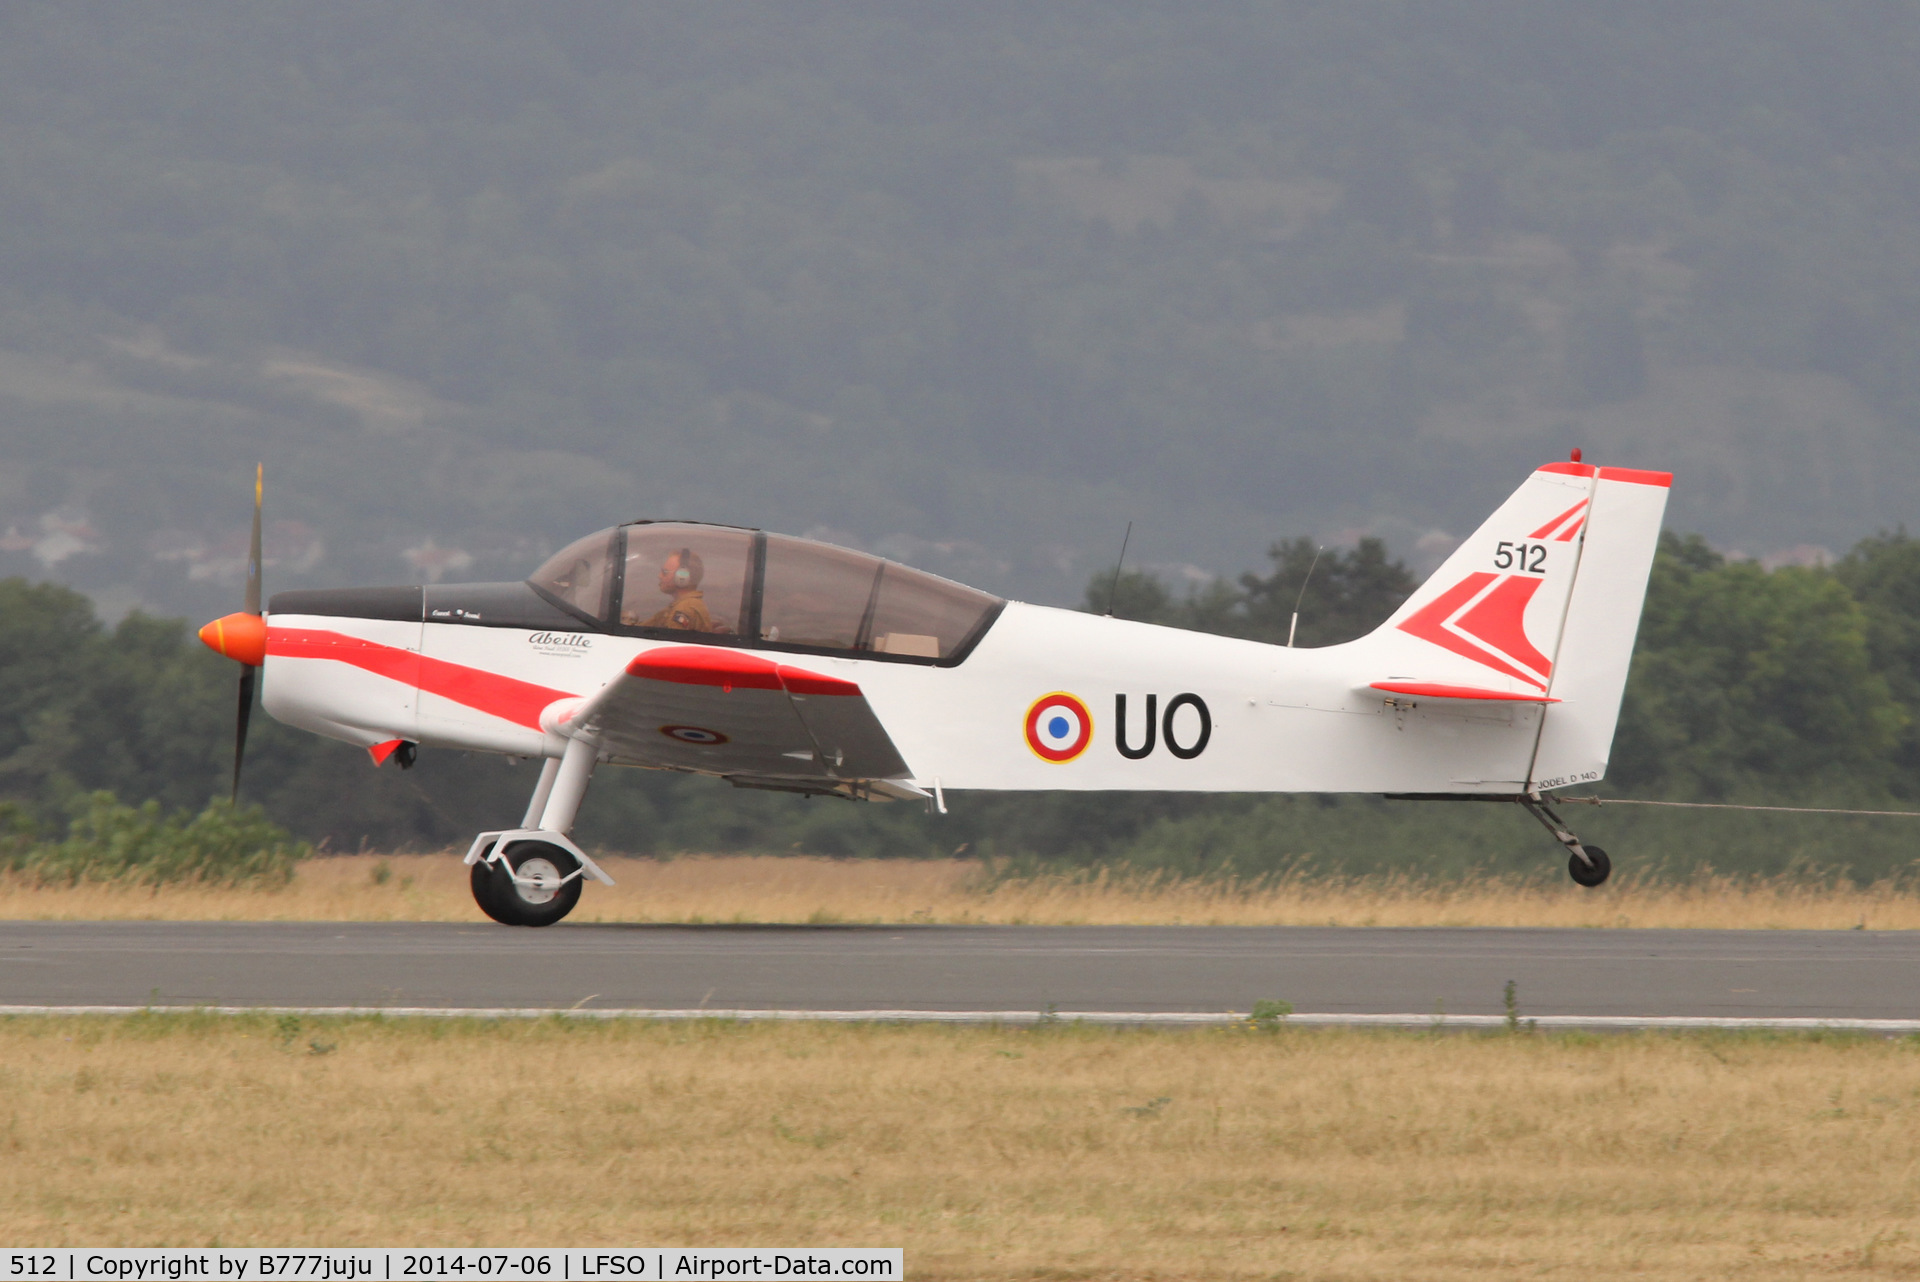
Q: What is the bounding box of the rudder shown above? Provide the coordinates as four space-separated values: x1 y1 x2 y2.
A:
1527 465 1670 789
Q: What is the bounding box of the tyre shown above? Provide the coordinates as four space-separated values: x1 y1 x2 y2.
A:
1568 845 1611 888
476 840 583 926
469 842 513 924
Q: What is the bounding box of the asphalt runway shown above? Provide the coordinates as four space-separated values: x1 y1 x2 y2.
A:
2 921 1917 1021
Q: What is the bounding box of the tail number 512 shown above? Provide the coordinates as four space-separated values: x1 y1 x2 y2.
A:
1494 542 1547 573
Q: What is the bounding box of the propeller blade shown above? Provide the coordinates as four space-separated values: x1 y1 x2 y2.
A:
244 462 263 616
232 664 256 803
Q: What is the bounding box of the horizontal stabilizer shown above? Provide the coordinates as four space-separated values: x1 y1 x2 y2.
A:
1367 681 1560 704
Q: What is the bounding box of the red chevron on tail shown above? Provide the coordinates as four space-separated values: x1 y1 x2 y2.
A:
1396 571 1552 690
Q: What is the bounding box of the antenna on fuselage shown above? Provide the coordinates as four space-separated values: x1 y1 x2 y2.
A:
1103 520 1133 617
1286 544 1324 648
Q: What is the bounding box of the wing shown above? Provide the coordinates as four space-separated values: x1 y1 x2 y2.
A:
570 644 913 793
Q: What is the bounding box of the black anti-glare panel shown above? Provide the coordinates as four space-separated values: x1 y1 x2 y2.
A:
426 581 597 631
267 585 424 621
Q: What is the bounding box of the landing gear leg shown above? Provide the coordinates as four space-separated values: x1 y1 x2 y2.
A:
1520 795 1611 887
464 739 609 926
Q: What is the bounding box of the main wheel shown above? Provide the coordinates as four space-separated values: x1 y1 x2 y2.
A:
469 842 511 923
1568 845 1611 888
472 840 583 926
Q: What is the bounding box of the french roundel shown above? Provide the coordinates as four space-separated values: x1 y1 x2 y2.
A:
1025 693 1093 763
659 724 729 745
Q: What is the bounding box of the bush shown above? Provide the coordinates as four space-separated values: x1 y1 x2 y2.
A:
2 792 309 886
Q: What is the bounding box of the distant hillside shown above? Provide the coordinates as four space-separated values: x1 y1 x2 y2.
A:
2 4 1919 619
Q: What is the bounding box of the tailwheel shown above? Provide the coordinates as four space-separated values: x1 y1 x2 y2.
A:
1519 795 1614 889
1568 845 1611 888
472 840 583 927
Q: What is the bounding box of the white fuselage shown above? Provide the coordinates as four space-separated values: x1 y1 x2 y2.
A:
263 601 1542 797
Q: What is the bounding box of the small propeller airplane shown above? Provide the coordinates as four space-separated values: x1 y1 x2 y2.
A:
199 454 1668 925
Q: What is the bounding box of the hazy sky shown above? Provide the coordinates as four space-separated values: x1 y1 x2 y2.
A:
1 4 1915 619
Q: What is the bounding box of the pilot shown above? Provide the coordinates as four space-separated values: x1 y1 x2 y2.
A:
637 547 716 631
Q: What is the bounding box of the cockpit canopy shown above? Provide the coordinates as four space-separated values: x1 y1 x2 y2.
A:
528 522 1003 663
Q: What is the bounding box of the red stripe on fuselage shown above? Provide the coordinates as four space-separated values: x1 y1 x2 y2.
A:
267 627 575 730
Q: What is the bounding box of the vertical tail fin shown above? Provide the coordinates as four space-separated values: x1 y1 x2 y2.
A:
1362 461 1669 788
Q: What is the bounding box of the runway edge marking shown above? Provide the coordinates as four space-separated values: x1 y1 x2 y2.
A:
1 1005 1918 1032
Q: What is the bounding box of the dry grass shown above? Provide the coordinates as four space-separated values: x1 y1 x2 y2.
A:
3 853 1920 929
0 1015 1916 1278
